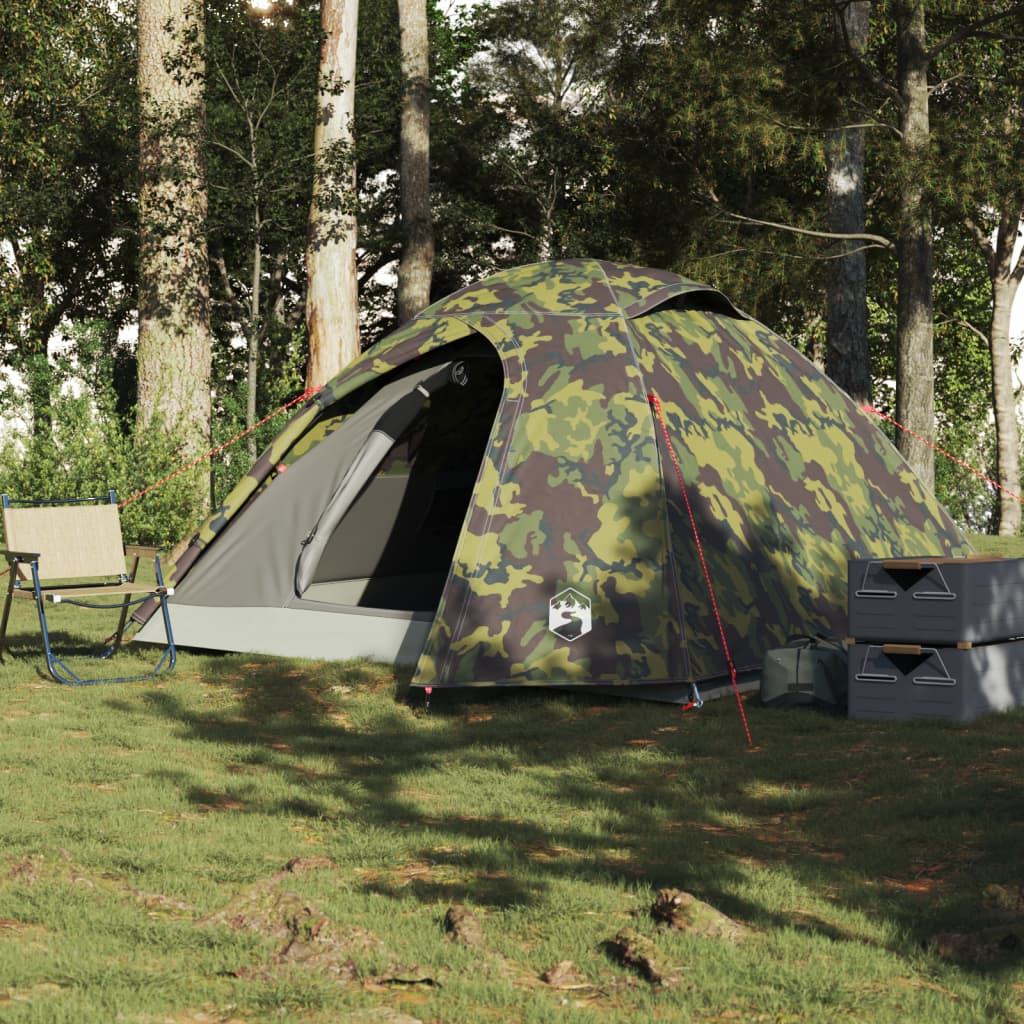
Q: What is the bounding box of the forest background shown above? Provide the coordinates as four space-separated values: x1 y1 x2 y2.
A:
1 0 1023 550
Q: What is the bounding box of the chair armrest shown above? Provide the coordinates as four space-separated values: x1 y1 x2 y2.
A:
124 544 160 559
0 548 41 564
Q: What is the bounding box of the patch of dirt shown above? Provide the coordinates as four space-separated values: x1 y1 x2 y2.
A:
200 865 431 989
198 886 317 941
4 850 193 921
603 928 679 986
443 904 484 946
885 976 962 1000
882 876 945 895
123 888 193 918
983 883 1024 920
355 860 445 890
540 960 593 991
275 856 337 879
0 919 47 941
524 844 575 861
0 982 67 1006
191 791 247 813
661 819 736 836
6 854 43 884
926 925 1023 962
338 1009 424 1024
156 1012 249 1024
235 920 386 985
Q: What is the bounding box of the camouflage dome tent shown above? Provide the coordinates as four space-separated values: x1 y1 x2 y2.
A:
136 259 970 702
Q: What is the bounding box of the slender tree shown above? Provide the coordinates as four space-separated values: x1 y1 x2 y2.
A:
206 0 319 457
940 11 1024 534
962 208 1024 535
305 0 360 388
826 1 872 403
396 0 434 322
136 0 213 467
891 0 935 489
844 1 1024 491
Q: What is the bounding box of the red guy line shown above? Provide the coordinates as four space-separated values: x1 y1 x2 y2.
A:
860 405 1024 505
0 387 321 580
119 386 322 508
648 393 754 747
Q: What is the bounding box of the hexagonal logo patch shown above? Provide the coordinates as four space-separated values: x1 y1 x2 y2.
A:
548 587 592 642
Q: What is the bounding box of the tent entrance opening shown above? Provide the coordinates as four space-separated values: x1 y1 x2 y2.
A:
301 352 504 613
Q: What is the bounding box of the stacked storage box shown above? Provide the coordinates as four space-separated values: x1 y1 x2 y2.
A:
846 556 1024 721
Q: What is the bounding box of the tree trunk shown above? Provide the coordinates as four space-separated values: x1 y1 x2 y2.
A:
305 0 360 390
136 0 212 466
989 207 1024 536
23 278 56 440
26 348 53 443
826 0 871 404
396 0 434 323
894 0 935 491
247 220 262 461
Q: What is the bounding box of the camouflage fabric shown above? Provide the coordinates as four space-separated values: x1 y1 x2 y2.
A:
157 259 970 691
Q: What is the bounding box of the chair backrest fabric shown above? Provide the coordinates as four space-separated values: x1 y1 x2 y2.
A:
3 503 126 582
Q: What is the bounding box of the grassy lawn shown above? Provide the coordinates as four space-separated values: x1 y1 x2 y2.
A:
1 544 1023 1023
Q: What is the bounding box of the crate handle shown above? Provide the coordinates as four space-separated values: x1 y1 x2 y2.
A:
853 644 898 683
854 560 957 601
869 644 957 688
854 643 957 688
911 647 957 687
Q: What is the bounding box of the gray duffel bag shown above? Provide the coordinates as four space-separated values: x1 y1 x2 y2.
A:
760 634 847 709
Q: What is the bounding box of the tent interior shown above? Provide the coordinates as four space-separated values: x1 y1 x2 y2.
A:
300 338 505 614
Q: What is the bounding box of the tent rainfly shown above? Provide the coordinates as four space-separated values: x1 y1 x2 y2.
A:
136 259 971 702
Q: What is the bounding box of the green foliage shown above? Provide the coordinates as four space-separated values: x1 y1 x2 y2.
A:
868 235 1004 535
0 0 136 429
0 385 205 550
932 230 1006 533
209 325 308 507
453 0 651 267
4 0 1022 538
929 0 1024 215
206 0 320 351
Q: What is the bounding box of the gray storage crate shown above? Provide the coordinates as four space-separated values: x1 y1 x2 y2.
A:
848 640 1024 722
847 556 1024 644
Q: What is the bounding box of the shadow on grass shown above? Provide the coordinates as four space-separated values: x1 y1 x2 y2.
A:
103 651 1024 972
0 621 171 686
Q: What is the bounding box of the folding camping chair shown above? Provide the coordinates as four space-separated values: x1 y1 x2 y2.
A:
0 492 176 685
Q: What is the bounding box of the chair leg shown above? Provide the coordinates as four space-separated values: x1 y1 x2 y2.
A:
152 557 177 673
27 565 77 685
110 596 133 655
0 577 14 662
154 594 177 675
110 552 142 654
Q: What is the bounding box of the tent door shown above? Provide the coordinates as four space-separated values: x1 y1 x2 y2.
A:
295 351 504 614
